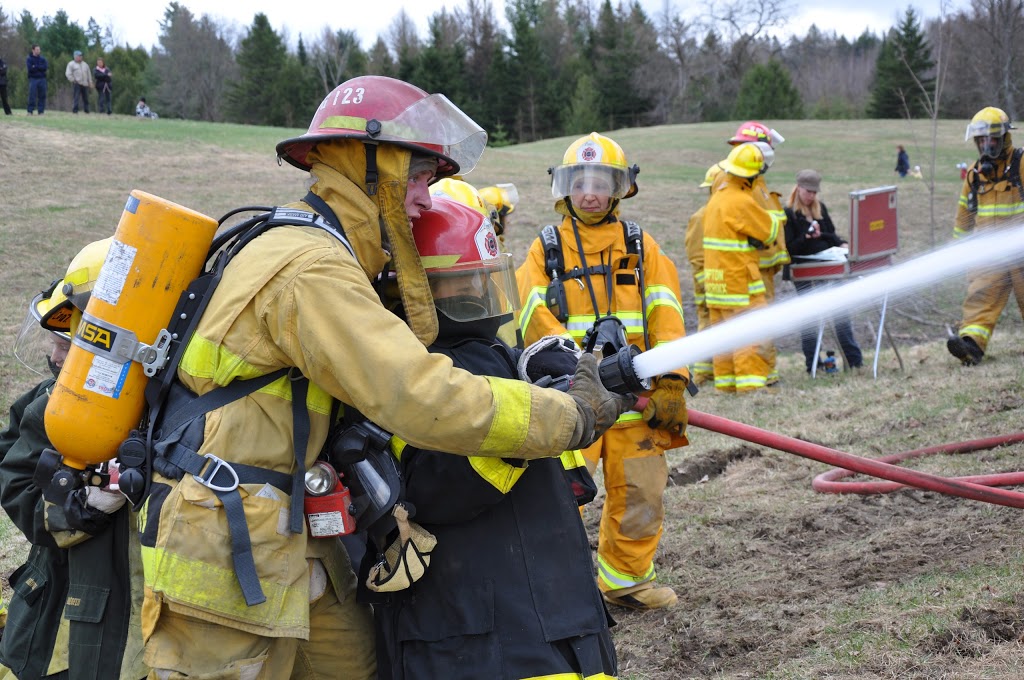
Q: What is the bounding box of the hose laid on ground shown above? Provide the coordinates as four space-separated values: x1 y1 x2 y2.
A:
686 409 1024 509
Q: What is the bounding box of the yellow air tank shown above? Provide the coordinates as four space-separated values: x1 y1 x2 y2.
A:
45 191 218 469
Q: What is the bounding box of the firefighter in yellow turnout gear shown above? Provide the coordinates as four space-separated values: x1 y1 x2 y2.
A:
517 132 688 611
138 78 631 678
727 122 789 384
703 142 782 392
948 106 1024 365
684 164 723 384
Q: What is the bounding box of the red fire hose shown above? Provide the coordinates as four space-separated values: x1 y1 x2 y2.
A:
686 409 1024 509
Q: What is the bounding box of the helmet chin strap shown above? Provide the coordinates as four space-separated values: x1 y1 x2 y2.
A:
363 141 379 196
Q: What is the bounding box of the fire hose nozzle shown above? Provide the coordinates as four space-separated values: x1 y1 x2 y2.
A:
597 345 651 396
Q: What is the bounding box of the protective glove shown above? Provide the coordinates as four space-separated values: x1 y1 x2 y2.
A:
62 485 128 534
517 335 582 384
642 375 688 434
566 353 634 450
366 503 437 593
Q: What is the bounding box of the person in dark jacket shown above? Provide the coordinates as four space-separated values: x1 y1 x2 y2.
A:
784 169 863 373
25 45 47 115
0 245 148 680
370 197 617 680
93 58 112 114
0 56 12 115
895 145 910 178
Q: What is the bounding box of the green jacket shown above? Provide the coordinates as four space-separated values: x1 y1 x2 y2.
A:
0 379 68 679
0 380 145 679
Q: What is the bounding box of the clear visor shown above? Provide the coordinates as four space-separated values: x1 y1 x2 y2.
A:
966 119 1006 141
496 183 519 209
551 164 631 200
14 309 70 377
381 93 488 174
974 135 1005 159
427 253 520 322
754 141 775 169
768 128 785 146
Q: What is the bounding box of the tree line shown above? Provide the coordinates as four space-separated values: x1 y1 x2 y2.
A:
0 0 1020 141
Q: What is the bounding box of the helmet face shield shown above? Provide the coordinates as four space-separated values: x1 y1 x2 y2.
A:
383 93 487 176
427 253 520 322
14 308 69 377
551 164 632 200
975 134 1005 160
754 141 775 170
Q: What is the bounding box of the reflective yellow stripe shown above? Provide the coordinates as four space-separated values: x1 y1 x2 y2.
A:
703 237 756 251
961 325 992 340
736 374 768 390
479 377 532 456
559 449 587 471
977 202 1024 217
597 554 655 589
748 280 766 295
390 435 408 461
520 286 549 333
644 285 684 320
180 334 332 414
714 374 736 389
141 545 307 629
320 115 368 131
469 456 527 493
705 292 750 307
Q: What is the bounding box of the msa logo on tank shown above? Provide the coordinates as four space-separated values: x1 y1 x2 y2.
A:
77 320 117 352
74 314 132 399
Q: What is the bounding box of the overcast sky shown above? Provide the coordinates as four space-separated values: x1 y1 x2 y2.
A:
6 0 968 52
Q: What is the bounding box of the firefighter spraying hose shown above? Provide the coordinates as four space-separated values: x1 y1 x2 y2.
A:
588 224 1024 509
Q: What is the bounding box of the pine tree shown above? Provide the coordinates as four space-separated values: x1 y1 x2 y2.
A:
227 13 288 125
867 7 934 118
734 59 803 119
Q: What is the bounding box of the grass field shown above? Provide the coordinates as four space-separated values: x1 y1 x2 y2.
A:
2 112 1024 678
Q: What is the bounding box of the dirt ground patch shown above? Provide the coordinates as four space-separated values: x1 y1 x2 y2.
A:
586 439 1024 679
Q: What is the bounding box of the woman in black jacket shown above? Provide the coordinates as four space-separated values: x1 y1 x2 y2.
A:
784 169 863 373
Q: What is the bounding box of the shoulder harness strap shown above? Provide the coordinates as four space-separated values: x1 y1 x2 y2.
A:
137 196 354 607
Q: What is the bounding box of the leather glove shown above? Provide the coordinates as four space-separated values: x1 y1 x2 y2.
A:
366 504 437 593
643 375 688 434
517 336 581 384
566 353 634 450
62 485 127 534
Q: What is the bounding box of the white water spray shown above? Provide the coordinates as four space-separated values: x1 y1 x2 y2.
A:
633 226 1024 379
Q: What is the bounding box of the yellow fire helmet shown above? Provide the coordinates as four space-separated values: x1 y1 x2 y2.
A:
479 183 519 218
966 106 1015 160
699 164 723 188
719 142 765 179
551 132 639 200
430 177 490 217
37 237 113 333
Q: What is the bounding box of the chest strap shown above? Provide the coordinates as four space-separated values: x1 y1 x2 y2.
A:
155 367 309 606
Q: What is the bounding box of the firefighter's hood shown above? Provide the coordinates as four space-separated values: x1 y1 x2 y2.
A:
307 139 437 345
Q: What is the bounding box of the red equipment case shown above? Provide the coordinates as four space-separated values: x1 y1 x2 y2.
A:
790 185 898 281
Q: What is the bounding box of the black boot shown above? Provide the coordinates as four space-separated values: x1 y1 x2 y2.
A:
947 335 984 366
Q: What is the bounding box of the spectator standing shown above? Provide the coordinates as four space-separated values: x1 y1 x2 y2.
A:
65 50 93 113
26 45 47 115
0 56 12 115
783 169 863 373
94 57 112 114
895 145 910 177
